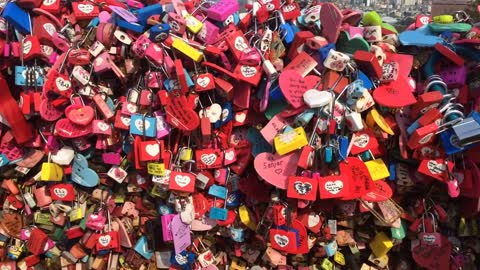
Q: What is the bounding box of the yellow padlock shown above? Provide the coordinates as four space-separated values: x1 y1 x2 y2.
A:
182 11 203 34
334 251 346 266
172 37 203 62
320 258 333 270
179 147 193 161
274 127 308 155
230 258 247 270
40 161 64 181
238 205 257 231
364 159 390 181
369 232 393 258
69 204 85 222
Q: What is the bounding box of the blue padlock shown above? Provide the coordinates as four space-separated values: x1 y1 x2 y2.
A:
274 11 294 45
325 240 338 257
137 3 163 25
226 191 242 208
149 24 171 42
293 109 315 127
209 206 228 221
164 79 180 91
215 102 233 128
183 68 194 88
440 128 471 155
2 2 31 34
15 66 44 87
134 236 154 259
230 227 246 242
130 114 157 137
113 14 145 33
388 162 396 181
170 251 195 270
208 184 227 200
338 136 349 161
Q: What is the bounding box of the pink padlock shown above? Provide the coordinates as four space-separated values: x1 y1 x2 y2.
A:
214 168 228 185
161 214 176 241
86 210 107 231
195 15 220 45
131 35 151 58
145 43 164 67
102 152 122 165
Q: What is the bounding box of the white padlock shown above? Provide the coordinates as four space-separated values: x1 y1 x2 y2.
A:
364 25 382 42
323 49 350 72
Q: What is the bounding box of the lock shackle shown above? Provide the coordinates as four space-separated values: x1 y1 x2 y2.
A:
424 78 448 93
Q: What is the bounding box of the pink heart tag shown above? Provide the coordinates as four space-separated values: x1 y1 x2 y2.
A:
55 118 93 138
254 151 300 189
279 71 319 109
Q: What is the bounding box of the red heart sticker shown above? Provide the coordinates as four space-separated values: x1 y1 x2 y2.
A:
165 91 200 131
373 77 416 108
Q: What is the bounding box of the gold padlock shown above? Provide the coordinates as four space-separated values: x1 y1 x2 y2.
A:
274 127 308 155
179 147 193 161
369 232 393 258
230 257 247 270
40 155 64 181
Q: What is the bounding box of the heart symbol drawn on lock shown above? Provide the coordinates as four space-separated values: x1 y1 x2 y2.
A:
23 41 32 54
97 122 109 131
72 154 99 187
234 111 247 124
225 150 235 161
175 175 191 187
53 188 67 198
427 160 446 175
279 70 320 109
55 77 72 91
98 235 111 246
134 119 150 132
352 134 370 148
325 180 344 194
254 151 300 189
198 103 222 123
196 76 210 88
1 265 12 270
308 214 321 227
78 3 94 13
145 144 159 157
274 234 289 247
294 182 312 195
201 154 217 165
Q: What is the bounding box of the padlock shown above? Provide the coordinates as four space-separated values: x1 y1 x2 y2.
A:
323 50 350 72
274 127 308 155
419 213 442 247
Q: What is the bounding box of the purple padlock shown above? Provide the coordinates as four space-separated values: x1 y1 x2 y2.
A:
440 65 466 88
